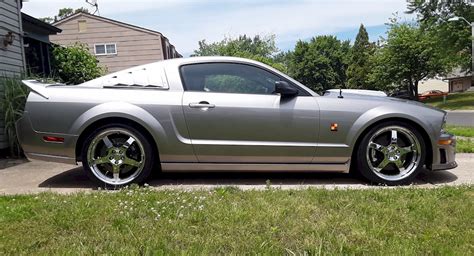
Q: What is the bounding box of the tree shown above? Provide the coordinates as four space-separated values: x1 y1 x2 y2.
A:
346 24 376 89
51 43 105 84
288 36 350 93
368 22 448 99
406 0 473 71
40 7 90 23
192 35 286 71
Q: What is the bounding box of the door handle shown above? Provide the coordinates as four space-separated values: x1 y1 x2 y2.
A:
189 101 215 109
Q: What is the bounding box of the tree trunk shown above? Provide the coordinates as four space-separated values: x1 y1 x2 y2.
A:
407 79 419 101
413 80 419 101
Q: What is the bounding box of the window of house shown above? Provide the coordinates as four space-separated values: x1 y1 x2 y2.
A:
94 43 117 55
78 20 87 32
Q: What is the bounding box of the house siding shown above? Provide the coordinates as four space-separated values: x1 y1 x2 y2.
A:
449 77 472 92
51 15 166 73
0 0 24 149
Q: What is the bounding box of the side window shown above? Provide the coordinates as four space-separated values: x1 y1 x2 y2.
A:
180 63 280 95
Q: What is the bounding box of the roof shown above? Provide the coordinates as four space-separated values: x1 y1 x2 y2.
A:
53 12 180 56
21 13 62 34
54 12 164 38
445 68 472 80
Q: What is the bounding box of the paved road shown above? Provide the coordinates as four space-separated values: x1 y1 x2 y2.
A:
0 154 472 195
446 111 474 126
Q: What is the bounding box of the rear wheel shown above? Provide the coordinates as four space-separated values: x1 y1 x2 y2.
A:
356 121 426 185
81 124 155 187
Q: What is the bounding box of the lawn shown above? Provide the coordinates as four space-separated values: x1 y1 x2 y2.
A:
0 186 473 254
424 91 474 110
446 125 474 153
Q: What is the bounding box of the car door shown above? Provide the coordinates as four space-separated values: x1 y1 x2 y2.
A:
180 62 320 163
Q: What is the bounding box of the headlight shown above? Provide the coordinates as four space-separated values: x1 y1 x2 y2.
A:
441 114 447 132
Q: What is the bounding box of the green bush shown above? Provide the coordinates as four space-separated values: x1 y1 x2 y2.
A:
0 76 29 157
51 43 105 84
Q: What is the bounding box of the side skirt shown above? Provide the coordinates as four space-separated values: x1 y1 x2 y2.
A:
161 161 351 173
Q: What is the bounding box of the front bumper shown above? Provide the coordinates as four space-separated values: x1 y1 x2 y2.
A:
431 132 457 171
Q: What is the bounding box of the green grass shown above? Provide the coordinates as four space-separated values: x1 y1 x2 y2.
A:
446 125 474 138
424 91 474 110
1 186 473 254
445 125 474 153
457 138 474 153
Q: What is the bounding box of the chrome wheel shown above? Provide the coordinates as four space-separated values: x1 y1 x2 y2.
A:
366 126 422 181
87 128 146 185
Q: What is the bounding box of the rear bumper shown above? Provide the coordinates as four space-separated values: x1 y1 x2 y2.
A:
16 111 78 165
431 132 457 171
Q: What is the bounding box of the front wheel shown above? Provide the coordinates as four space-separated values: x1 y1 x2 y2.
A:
355 121 426 185
81 124 155 187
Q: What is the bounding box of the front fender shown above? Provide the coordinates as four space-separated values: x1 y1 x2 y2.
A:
346 105 440 163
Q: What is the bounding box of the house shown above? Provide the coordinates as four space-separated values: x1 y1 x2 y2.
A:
0 0 24 77
418 78 449 93
0 0 61 150
50 12 181 73
445 70 473 93
22 13 62 75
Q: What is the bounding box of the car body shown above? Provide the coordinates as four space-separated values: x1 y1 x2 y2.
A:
16 57 457 186
418 90 448 101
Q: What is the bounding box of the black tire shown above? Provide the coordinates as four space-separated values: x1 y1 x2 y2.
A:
81 123 156 188
355 121 426 186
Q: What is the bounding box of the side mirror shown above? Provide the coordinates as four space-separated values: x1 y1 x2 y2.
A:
275 81 298 97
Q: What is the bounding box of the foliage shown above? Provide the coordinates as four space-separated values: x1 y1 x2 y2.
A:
192 35 286 72
0 186 473 254
346 24 376 89
40 7 90 23
368 22 449 99
424 91 474 110
288 36 350 93
445 125 474 153
51 43 105 85
0 76 28 157
406 0 473 71
457 138 474 153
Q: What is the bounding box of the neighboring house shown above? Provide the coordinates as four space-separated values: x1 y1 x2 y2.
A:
445 70 473 93
51 12 181 73
22 13 62 75
418 78 449 93
0 0 61 150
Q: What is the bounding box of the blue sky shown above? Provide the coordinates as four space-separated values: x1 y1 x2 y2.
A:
23 0 411 56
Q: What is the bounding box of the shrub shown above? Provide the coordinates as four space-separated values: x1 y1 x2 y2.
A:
0 75 29 157
51 43 105 84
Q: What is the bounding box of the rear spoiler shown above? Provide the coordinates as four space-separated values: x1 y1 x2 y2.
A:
22 80 53 99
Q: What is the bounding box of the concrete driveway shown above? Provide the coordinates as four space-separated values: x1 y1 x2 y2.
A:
0 154 472 195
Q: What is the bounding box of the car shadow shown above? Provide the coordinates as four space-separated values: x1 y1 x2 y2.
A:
38 166 459 189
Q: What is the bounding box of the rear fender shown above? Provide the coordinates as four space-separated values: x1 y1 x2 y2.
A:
69 102 167 148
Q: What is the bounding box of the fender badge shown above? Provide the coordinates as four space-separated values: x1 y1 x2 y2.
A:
330 123 338 132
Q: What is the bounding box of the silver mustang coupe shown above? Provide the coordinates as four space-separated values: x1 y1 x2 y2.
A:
16 57 456 186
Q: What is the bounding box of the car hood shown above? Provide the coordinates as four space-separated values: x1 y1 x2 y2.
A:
321 90 446 114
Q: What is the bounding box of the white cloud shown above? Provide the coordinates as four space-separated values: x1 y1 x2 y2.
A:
22 0 411 55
